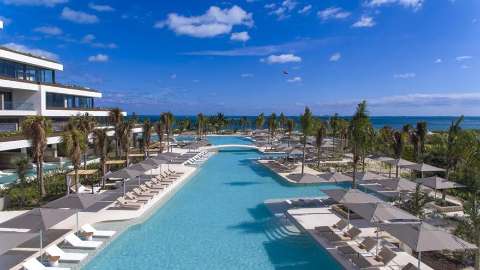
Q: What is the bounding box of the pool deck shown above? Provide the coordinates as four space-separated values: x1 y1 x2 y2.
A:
264 198 434 270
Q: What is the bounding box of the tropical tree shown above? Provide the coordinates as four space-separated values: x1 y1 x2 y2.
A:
279 112 287 133
299 107 314 175
155 121 165 153
392 130 405 177
161 112 174 152
239 116 249 133
21 116 51 197
14 157 30 207
93 128 110 187
268 113 277 143
401 184 430 217
76 113 96 169
416 121 428 160
142 119 153 158
61 125 86 192
330 113 339 153
315 121 326 167
108 108 124 157
286 119 295 146
197 113 205 138
255 113 265 130
348 101 371 188
446 115 464 177
119 120 134 165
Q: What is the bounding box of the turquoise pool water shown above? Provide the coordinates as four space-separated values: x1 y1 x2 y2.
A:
84 137 345 270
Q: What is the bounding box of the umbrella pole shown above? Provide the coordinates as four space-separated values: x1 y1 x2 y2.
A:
376 223 379 256
418 251 421 269
76 211 79 233
347 210 350 229
39 230 43 262
123 179 126 196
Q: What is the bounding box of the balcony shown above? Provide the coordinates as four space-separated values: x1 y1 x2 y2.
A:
2 101 35 111
0 75 100 96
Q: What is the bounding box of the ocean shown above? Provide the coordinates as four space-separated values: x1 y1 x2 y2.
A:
128 115 480 132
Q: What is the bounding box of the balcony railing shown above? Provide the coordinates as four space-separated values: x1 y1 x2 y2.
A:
1 101 36 111
46 106 113 111
0 75 99 93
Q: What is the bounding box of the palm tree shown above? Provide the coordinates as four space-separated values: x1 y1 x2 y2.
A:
161 112 174 152
330 113 339 153
196 113 205 138
142 119 153 158
92 128 110 187
255 113 265 130
286 119 295 146
338 119 349 153
392 130 405 177
155 121 165 153
61 125 86 192
14 157 30 207
268 113 277 144
76 113 96 169
21 116 51 197
315 121 326 167
108 108 124 157
416 121 428 160
446 115 464 177
300 107 314 175
239 116 248 133
119 120 134 165
348 101 371 188
279 112 287 133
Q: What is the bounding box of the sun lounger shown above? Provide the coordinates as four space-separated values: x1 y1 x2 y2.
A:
401 263 419 270
45 244 88 262
23 258 70 270
315 219 348 233
337 236 377 257
64 233 102 249
168 169 184 175
319 226 362 243
134 187 158 196
116 197 143 209
351 246 397 269
142 182 164 190
126 192 151 202
81 224 116 238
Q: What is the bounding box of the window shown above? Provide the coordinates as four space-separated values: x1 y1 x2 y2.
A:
0 59 55 83
46 93 65 108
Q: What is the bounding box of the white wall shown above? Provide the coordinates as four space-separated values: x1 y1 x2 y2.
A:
0 48 63 71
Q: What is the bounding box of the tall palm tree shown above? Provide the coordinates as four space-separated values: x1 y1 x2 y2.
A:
161 112 174 152
279 112 287 134
255 113 265 130
119 120 134 165
155 121 165 153
76 113 96 169
62 125 86 192
108 108 124 157
93 128 110 187
14 157 30 207
446 115 464 177
300 107 314 175
196 113 205 138
416 121 428 160
268 113 277 144
239 116 248 133
286 119 295 146
330 113 339 153
348 101 371 188
142 119 153 158
315 121 326 167
21 116 51 197
392 130 405 177
338 119 349 153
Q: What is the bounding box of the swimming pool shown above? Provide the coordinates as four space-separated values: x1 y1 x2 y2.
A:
83 137 345 270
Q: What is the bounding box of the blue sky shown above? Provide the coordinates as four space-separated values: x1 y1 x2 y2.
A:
0 0 479 116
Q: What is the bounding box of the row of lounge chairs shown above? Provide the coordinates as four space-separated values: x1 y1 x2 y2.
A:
314 219 419 270
184 152 210 166
115 169 184 209
23 224 116 270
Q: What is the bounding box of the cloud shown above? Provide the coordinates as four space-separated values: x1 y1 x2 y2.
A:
0 16 12 27
434 58 442 64
34 26 62 35
61 7 99 24
329 52 341 62
2 0 67 7
456 56 472 62
267 0 298 20
81 34 117 48
88 53 109 62
261 54 302 64
298 5 312 14
366 0 424 10
170 74 177 79
393 72 416 79
155 5 253 38
287 76 302 83
88 2 114 12
317 7 351 21
2 42 59 60
0 20 3 29
352 16 375 28
240 73 254 78
230 31 250 42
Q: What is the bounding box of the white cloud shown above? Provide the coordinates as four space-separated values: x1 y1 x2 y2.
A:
456 56 472 62
241 73 254 78
0 20 3 29
81 34 117 48
88 53 108 62
329 52 341 62
0 16 12 28
287 76 302 83
61 7 99 24
268 0 298 20
2 0 67 7
434 58 442 64
155 5 253 38
34 26 62 35
352 16 375 28
317 7 351 21
298 5 312 14
394 72 416 79
2 42 59 60
366 0 424 10
230 31 250 42
170 74 177 79
261 54 302 64
88 2 114 12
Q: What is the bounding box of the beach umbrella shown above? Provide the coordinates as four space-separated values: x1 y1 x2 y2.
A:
129 162 156 185
345 202 419 255
384 158 416 178
319 172 352 183
0 208 76 261
381 222 477 269
354 172 385 182
404 163 446 178
105 168 142 195
286 173 323 184
0 232 37 256
416 176 465 200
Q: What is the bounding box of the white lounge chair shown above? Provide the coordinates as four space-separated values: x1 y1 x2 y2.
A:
23 258 70 270
45 244 88 262
64 233 102 249
116 197 143 209
81 224 116 238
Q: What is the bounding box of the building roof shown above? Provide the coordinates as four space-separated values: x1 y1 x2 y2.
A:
0 45 60 64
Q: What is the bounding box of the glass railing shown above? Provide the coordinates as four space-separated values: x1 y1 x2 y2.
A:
1 101 36 111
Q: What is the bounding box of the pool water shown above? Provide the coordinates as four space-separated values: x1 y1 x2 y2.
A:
83 137 344 270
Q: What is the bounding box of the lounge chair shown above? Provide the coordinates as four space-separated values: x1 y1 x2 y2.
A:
126 192 151 202
315 219 348 233
144 182 164 190
133 187 157 197
337 236 377 257
23 258 70 270
116 197 143 209
64 233 102 249
81 224 116 238
351 246 397 269
401 263 419 270
168 169 184 175
45 244 88 262
319 226 362 243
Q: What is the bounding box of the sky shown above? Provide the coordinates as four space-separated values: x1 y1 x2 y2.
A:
0 0 479 116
